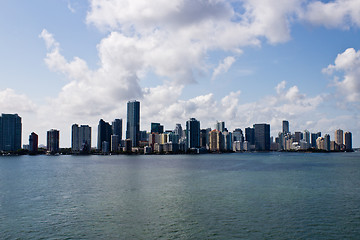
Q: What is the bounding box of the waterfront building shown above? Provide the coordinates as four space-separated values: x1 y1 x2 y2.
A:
345 132 352 151
294 132 303 143
215 121 225 132
126 100 140 147
311 132 321 148
174 124 183 138
0 113 22 151
124 139 132 152
233 141 243 152
223 130 232 151
29 132 38 153
324 134 331 151
186 118 200 150
316 137 324 150
200 129 208 148
97 119 112 151
112 119 122 141
303 130 310 144
209 130 222 152
334 129 343 146
282 120 289 134
254 123 270 151
232 128 244 143
151 123 164 134
47 129 59 154
111 135 119 152
245 127 255 145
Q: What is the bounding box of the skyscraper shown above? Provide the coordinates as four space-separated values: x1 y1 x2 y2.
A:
97 119 112 151
245 127 255 145
282 120 289 134
254 123 270 151
186 118 200 149
0 113 22 151
72 124 91 152
335 129 343 146
112 119 122 141
215 121 225 132
47 129 59 154
29 132 38 153
151 123 164 134
126 100 140 147
345 131 352 151
174 124 183 138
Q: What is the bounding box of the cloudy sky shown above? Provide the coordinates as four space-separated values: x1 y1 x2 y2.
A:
1 0 360 147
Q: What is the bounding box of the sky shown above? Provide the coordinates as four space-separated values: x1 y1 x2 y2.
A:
1 0 360 148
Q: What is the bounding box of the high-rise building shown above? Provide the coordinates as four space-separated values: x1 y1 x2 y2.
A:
303 130 310 144
97 119 112 151
111 135 119 152
334 129 343 146
200 129 208 148
233 128 244 142
112 119 122 141
345 131 352 151
47 129 59 154
324 134 330 151
245 127 255 145
311 132 321 148
72 124 91 152
174 124 183 138
294 132 303 143
215 121 225 132
186 118 200 149
126 100 140 147
151 123 164 134
29 132 38 153
254 123 270 151
209 130 222 151
282 120 289 134
0 113 22 151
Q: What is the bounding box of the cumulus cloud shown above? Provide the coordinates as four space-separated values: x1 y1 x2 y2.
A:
37 0 360 146
323 48 360 102
212 56 236 81
0 88 37 113
305 0 360 29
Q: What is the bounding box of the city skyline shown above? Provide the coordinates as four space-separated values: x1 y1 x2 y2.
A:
1 1 360 147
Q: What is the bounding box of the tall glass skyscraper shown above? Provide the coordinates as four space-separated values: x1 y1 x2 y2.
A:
126 100 140 147
0 113 22 151
47 129 60 154
97 119 112 151
186 118 200 149
254 123 270 151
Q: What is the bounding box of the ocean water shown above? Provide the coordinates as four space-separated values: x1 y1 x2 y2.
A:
1 152 360 239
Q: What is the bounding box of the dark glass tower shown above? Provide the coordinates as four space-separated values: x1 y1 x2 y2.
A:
245 127 255 145
97 119 112 150
254 123 270 151
186 118 200 149
126 100 140 147
112 119 122 140
0 113 22 151
282 120 289 134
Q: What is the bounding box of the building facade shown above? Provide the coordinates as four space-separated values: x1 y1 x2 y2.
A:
126 100 140 147
29 132 38 153
47 129 60 154
97 119 112 151
186 118 200 149
0 113 22 151
254 123 270 151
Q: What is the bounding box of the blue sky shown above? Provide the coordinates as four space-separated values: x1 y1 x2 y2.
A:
1 0 360 147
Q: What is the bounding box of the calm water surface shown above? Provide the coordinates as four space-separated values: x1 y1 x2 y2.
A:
1 152 360 239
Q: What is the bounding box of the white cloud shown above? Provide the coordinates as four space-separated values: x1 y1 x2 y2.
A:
36 1 360 147
305 0 360 29
323 48 360 102
0 88 37 113
212 56 236 81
